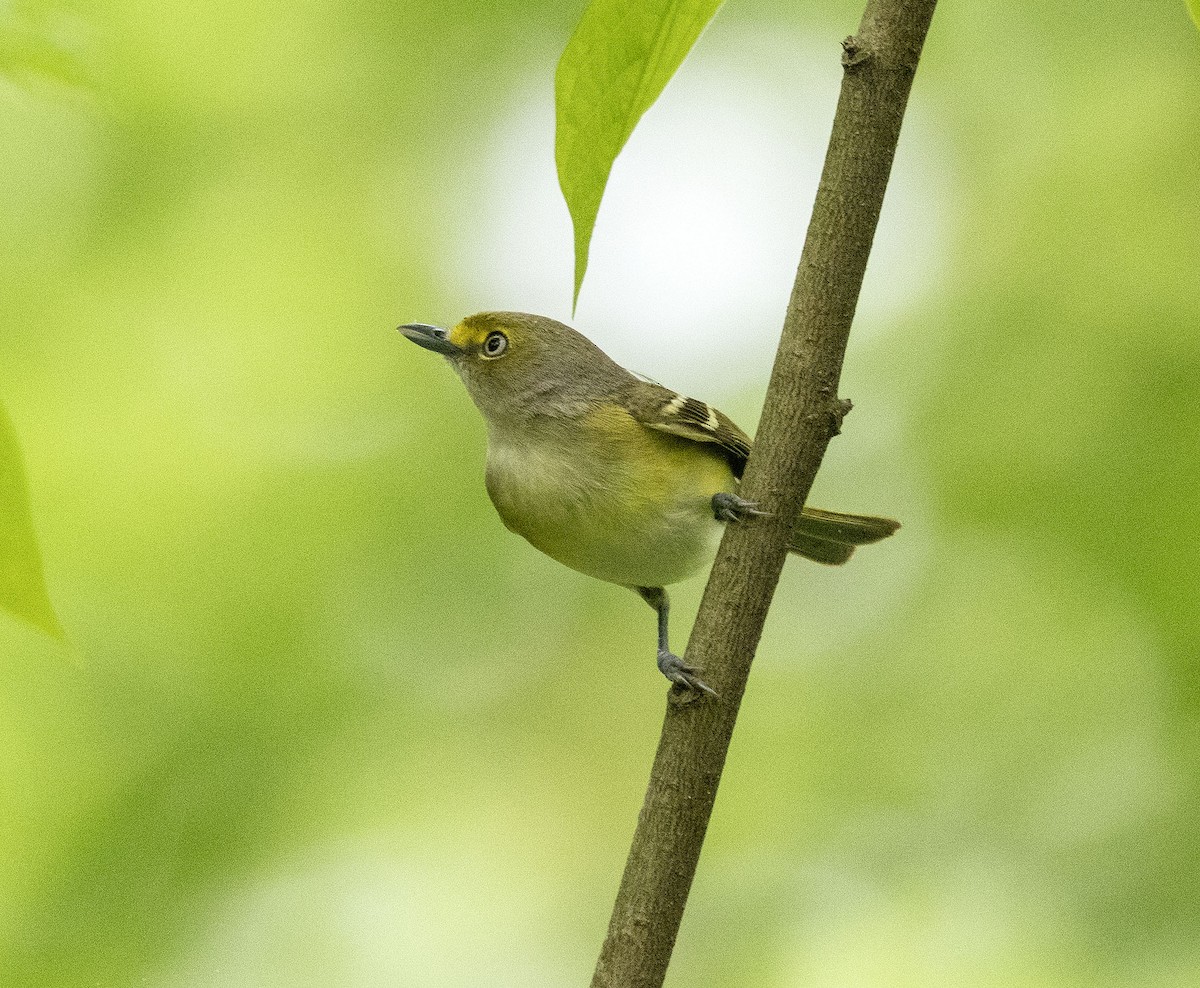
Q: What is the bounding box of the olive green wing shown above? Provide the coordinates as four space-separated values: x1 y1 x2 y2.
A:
624 380 752 477
623 380 901 563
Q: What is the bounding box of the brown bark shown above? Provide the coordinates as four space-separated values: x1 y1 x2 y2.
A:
591 2 939 985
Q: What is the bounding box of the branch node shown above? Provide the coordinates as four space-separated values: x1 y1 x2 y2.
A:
841 35 872 70
830 397 854 437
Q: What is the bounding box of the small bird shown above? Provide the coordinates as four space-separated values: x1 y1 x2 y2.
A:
400 312 898 695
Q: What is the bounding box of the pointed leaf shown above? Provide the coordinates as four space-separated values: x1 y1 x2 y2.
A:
0 402 64 639
555 0 725 307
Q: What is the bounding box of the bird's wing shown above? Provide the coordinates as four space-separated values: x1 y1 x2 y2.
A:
624 380 753 478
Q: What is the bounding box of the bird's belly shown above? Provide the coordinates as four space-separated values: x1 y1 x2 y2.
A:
484 432 731 588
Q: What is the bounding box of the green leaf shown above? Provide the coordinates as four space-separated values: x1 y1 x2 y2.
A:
0 402 64 639
1189 0 1200 30
555 0 725 307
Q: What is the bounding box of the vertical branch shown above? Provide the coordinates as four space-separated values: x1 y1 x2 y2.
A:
591 1 939 986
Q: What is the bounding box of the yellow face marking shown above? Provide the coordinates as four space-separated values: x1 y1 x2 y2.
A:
448 316 520 354
447 321 484 351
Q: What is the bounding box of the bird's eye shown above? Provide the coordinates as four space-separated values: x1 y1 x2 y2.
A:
481 331 508 358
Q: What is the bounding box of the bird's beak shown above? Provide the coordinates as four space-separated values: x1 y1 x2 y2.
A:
398 323 462 357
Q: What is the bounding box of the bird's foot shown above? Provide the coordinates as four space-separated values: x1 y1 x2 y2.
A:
712 491 771 524
657 649 717 698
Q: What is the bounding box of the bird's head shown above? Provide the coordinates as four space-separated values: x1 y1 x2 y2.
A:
399 311 629 428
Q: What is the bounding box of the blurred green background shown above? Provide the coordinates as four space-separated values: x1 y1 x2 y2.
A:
2 0 1198 985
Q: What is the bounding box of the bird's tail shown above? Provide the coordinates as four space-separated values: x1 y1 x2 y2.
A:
788 507 900 565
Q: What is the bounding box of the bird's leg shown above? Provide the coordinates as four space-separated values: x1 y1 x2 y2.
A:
712 491 770 524
634 586 716 697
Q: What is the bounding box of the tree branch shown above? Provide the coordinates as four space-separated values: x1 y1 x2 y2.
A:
590 1 939 985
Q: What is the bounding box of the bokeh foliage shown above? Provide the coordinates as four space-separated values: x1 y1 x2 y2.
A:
1 1 1198 986
0 402 62 639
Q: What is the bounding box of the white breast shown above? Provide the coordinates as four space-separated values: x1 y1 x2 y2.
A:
483 427 725 589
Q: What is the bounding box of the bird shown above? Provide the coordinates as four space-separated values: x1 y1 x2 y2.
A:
399 311 898 695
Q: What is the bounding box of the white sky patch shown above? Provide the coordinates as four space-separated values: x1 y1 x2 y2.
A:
447 22 950 398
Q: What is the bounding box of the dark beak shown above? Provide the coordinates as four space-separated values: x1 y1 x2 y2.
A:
398 323 462 357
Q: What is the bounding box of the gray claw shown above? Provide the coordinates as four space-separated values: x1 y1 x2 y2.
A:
657 650 718 697
711 492 771 524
